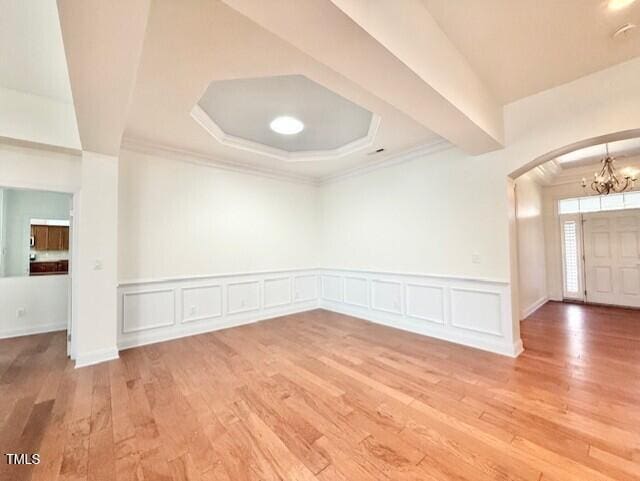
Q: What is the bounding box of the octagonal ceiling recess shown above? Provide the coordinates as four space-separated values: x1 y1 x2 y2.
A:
191 75 380 162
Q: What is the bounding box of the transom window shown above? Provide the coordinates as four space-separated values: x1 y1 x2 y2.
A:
558 191 640 214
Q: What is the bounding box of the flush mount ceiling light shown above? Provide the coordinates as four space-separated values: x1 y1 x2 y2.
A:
608 0 636 10
269 116 304 135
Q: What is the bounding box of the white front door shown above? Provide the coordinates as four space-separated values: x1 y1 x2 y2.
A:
583 209 640 308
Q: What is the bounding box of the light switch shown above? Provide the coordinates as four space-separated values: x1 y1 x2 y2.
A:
93 260 103 270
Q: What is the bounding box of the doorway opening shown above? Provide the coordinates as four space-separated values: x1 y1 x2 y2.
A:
0 186 74 356
512 133 640 317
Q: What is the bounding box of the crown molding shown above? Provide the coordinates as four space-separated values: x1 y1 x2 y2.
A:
120 136 319 185
317 139 453 184
191 105 381 162
121 136 455 187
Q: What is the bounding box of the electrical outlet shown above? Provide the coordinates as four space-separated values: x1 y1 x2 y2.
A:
189 306 196 316
471 253 481 264
240 299 246 308
16 307 26 318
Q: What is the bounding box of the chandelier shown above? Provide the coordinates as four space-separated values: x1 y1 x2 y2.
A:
581 145 636 195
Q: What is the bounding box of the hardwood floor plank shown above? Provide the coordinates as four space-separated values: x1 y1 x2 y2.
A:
1 302 638 480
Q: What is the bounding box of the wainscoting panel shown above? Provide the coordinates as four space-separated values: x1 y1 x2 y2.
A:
118 268 521 357
118 269 320 350
450 288 502 336
181 284 222 323
123 289 175 333
228 281 260 315
344 276 369 308
264 277 292 308
406 283 445 324
320 269 520 357
321 275 344 302
371 279 403 314
294 275 318 302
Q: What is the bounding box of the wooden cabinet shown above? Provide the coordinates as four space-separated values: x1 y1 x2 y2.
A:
30 225 69 251
30 260 69 276
32 225 49 250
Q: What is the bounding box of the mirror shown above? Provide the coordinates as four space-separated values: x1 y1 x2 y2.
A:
0 187 72 278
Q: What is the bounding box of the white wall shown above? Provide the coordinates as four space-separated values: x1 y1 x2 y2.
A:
2 188 71 276
118 149 320 282
0 188 5 276
0 144 78 339
319 146 510 281
0 87 80 150
74 151 119 367
514 173 547 317
0 275 68 338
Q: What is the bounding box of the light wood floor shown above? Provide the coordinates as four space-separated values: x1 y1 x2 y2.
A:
1 302 639 481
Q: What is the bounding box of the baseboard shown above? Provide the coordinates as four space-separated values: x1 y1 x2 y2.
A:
317 267 522 358
75 347 119 369
322 302 521 357
0 323 66 340
511 339 524 357
521 296 549 319
118 304 318 351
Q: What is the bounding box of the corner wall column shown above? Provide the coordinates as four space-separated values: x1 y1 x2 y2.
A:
74 150 119 367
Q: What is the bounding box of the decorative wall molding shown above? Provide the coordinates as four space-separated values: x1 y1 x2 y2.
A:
191 104 381 163
181 284 222 324
118 269 321 351
121 138 317 186
318 139 453 184
319 268 521 357
122 288 176 333
121 136 454 188
116 267 522 358
321 275 344 303
264 276 292 308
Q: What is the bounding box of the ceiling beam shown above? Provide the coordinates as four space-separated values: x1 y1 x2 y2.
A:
57 0 150 156
221 0 503 155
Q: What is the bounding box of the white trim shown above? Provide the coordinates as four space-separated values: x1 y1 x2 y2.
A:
293 274 320 303
521 296 549 319
180 284 223 324
405 283 445 324
118 269 321 351
0 323 66 340
122 288 176 333
320 268 521 358
318 139 453 184
226 280 261 315
450 287 503 337
371 279 403 315
75 347 119 369
322 267 509 285
263 276 293 309
119 267 315 287
121 135 454 188
121 137 317 185
191 104 381 163
116 267 520 357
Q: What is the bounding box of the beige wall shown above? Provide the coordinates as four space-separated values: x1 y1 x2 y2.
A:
118 149 320 282
319 146 510 281
515 173 547 317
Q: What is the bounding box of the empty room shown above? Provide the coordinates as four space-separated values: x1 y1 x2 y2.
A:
1 1 639 480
